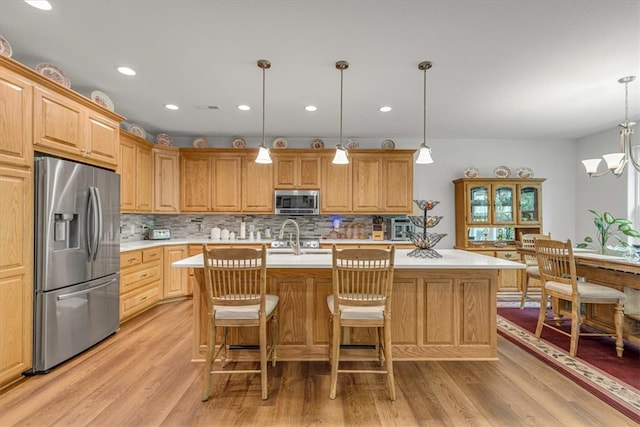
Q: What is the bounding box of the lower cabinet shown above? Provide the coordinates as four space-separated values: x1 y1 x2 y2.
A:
163 245 189 299
476 250 522 292
119 248 162 322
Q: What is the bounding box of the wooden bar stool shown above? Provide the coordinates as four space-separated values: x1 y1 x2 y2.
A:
327 245 396 400
201 244 278 400
519 232 551 308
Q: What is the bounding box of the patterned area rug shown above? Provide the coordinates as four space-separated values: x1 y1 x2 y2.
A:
497 311 640 423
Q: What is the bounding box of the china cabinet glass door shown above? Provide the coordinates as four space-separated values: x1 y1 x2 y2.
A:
468 184 490 224
493 184 515 224
518 184 541 224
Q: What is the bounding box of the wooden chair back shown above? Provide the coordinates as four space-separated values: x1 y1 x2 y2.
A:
202 244 267 312
331 246 395 312
534 238 578 294
520 232 551 265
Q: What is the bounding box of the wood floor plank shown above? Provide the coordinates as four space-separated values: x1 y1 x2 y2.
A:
0 299 636 426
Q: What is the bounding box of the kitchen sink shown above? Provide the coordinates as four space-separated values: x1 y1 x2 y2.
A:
267 248 331 256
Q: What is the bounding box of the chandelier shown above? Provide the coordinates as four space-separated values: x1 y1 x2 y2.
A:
582 76 638 177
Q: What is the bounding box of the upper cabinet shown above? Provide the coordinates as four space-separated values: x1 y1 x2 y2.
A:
243 157 274 213
119 131 152 213
350 151 414 214
0 66 32 167
452 178 545 249
153 146 180 213
321 155 352 213
272 152 320 189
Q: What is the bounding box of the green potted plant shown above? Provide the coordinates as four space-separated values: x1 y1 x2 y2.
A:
577 210 640 254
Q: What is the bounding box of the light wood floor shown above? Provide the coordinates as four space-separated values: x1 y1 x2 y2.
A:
0 300 635 426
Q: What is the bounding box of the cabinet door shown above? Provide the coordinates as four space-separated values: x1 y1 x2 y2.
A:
517 184 542 225
212 155 242 212
382 157 412 212
119 138 136 211
493 184 515 224
85 111 119 167
298 156 320 188
135 144 152 211
273 156 296 188
321 157 352 213
0 68 32 167
153 148 179 212
33 87 83 156
352 156 381 212
243 158 273 212
467 183 491 224
163 246 188 298
180 155 211 212
0 165 33 386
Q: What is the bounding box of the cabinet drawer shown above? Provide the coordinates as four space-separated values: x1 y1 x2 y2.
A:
142 247 162 263
120 282 160 321
120 250 142 267
121 262 161 293
495 251 521 262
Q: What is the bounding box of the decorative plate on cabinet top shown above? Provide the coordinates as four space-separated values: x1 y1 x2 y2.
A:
464 167 480 178
232 137 246 149
516 167 534 178
156 133 173 146
382 139 395 150
345 139 359 149
128 123 146 139
0 35 12 57
493 165 511 178
91 90 114 111
35 63 71 88
193 137 208 148
310 138 325 149
272 138 288 149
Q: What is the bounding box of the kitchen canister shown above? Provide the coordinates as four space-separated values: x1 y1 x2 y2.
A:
221 229 230 240
211 226 221 240
229 231 236 240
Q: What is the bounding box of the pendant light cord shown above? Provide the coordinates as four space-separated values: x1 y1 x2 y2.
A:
339 67 344 147
262 65 266 147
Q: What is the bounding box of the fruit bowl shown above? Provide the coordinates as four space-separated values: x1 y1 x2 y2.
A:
414 200 439 210
407 231 447 249
408 215 443 229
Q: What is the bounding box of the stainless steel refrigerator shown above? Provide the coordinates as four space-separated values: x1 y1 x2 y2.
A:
31 155 120 373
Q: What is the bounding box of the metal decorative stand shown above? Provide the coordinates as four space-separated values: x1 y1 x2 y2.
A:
407 200 447 258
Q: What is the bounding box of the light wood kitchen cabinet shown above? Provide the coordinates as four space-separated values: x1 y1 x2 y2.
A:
33 86 120 170
0 164 33 390
163 245 189 299
119 131 152 213
0 66 32 167
351 151 414 213
272 152 320 189
242 157 274 213
180 152 211 212
320 155 352 213
211 154 242 212
119 248 163 322
475 250 522 292
153 147 180 212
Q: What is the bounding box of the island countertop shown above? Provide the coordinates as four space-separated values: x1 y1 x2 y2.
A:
172 248 524 270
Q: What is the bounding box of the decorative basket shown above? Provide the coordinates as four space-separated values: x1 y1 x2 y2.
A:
408 215 443 229
407 231 447 249
414 200 439 210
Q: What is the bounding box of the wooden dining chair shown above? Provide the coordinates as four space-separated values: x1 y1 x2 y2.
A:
534 239 626 357
327 245 396 400
201 244 278 401
519 232 551 308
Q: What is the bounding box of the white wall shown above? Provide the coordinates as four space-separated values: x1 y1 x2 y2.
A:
575 127 634 246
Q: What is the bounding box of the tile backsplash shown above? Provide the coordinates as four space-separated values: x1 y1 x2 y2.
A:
120 214 386 242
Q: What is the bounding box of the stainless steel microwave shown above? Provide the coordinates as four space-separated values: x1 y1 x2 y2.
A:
274 190 319 215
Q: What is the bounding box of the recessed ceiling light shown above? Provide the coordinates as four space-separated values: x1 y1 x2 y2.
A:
379 106 392 112
24 0 52 10
116 66 136 76
164 104 179 110
237 105 251 111
305 105 317 112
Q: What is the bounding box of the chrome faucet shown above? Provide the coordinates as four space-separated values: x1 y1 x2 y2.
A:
279 219 301 255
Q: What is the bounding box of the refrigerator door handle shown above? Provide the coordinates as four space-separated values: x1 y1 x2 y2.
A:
87 187 99 260
56 277 118 301
93 186 103 261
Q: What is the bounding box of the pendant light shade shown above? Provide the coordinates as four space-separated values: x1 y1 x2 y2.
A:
333 60 350 164
255 59 272 164
416 61 434 165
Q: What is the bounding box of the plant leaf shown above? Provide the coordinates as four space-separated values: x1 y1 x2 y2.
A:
603 212 615 224
584 236 593 243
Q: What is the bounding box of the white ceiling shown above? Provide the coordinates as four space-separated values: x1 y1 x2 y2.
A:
1 0 638 142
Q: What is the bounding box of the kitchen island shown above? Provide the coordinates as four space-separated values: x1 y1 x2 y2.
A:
173 248 524 362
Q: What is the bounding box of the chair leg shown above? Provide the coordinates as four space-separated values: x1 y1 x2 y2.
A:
259 317 268 400
329 315 341 399
202 319 216 401
569 301 581 358
221 327 228 368
614 301 625 358
520 274 530 309
535 291 547 338
377 326 384 367
383 318 396 401
271 312 278 368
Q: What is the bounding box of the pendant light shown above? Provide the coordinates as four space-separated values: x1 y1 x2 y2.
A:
581 75 638 177
255 59 272 164
333 60 350 164
416 61 434 164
